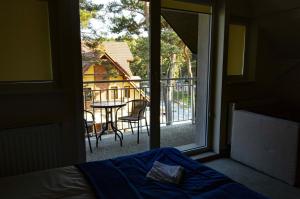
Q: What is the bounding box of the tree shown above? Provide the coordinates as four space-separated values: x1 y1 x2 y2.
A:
127 38 149 79
106 1 189 76
80 0 104 39
106 0 151 79
80 0 195 124
107 0 149 38
105 0 194 125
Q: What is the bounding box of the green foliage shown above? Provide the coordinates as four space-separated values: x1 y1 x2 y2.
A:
102 61 120 79
79 0 194 79
107 0 147 37
80 0 104 39
128 37 149 79
127 28 189 79
160 18 186 78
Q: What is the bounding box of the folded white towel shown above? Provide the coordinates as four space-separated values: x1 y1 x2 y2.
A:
146 161 184 184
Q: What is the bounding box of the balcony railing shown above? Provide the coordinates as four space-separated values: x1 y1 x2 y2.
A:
83 78 196 132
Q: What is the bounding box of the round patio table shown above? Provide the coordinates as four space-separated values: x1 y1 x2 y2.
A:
91 102 126 147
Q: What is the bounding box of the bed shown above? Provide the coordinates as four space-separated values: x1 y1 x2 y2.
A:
0 148 268 199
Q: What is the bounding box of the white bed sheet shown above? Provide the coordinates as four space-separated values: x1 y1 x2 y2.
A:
0 166 96 199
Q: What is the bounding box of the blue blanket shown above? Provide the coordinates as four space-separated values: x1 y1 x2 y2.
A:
77 148 269 199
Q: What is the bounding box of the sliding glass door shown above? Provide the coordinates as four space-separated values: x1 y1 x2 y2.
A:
81 0 212 160
149 0 212 153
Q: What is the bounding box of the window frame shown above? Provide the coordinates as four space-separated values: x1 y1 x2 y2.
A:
149 0 215 153
0 0 60 92
124 86 130 98
110 86 119 100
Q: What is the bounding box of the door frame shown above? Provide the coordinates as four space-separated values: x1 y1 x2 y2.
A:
149 0 214 153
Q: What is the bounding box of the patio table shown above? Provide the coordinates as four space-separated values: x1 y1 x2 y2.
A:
91 102 126 147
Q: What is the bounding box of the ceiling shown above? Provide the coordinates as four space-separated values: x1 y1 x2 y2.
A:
230 0 300 58
161 1 300 58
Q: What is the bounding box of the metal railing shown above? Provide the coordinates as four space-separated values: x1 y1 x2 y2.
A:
83 78 196 132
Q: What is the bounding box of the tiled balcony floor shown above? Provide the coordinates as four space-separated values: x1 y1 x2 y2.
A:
86 123 196 161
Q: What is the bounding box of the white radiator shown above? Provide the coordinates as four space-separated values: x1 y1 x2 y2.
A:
0 124 62 177
231 109 299 185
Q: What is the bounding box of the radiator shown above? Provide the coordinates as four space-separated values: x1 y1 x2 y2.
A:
231 109 299 185
0 124 62 177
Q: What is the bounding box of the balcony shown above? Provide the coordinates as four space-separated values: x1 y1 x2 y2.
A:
86 123 196 161
83 78 196 161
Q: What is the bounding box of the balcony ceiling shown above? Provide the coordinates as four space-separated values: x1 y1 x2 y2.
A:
161 9 198 54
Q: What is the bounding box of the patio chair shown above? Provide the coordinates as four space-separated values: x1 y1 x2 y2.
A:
117 100 149 144
83 110 99 153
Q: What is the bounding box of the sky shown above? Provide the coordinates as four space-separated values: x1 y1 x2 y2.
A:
92 0 104 4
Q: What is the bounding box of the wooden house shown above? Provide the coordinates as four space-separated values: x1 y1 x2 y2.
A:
82 41 146 106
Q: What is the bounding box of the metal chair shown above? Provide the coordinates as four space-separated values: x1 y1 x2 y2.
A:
83 110 99 153
117 100 149 144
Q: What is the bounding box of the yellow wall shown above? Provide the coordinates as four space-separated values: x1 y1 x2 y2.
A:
108 76 140 100
83 65 95 89
227 24 246 76
83 66 143 102
0 0 52 81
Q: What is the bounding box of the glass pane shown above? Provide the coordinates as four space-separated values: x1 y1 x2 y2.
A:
81 0 150 161
227 24 246 76
160 1 211 151
0 0 52 81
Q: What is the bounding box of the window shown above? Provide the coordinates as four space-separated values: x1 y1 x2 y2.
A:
110 86 118 99
227 23 246 76
124 86 130 98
